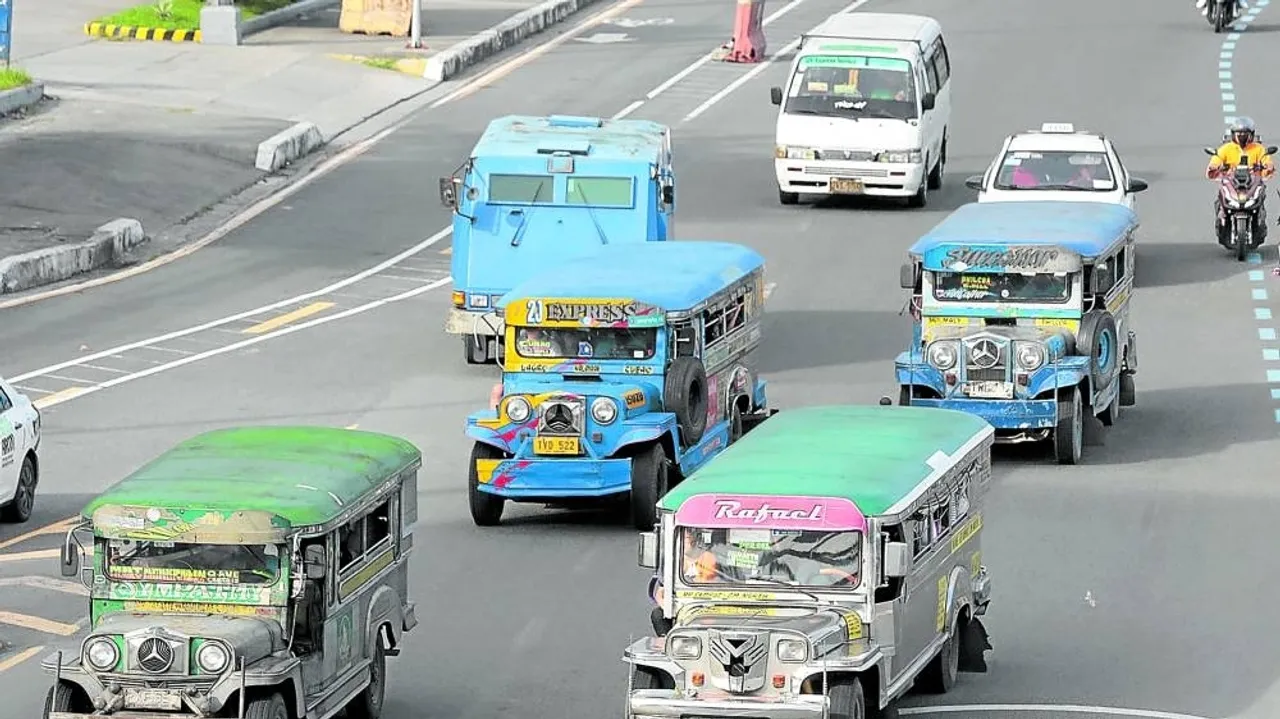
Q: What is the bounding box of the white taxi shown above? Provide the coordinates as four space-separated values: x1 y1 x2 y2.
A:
0 377 41 523
964 123 1149 208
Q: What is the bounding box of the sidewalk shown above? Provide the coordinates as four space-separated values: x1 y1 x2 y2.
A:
0 0 606 296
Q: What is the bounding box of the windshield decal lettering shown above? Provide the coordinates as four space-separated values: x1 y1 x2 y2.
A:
675 493 867 531
107 581 273 605
945 247 1059 271
922 244 1084 274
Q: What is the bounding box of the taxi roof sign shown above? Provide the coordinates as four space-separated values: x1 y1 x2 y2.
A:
1038 122 1077 133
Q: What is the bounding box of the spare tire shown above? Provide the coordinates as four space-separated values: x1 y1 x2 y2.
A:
1076 310 1119 391
664 357 708 446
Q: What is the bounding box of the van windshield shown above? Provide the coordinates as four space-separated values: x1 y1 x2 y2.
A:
786 55 917 120
680 527 863 589
932 272 1071 304
514 327 657 360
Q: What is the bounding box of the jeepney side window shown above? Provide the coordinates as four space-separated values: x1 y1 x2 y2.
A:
671 322 698 358
951 479 971 523
703 306 726 346
367 499 392 553
338 518 365 571
930 495 952 540
910 512 931 558
725 292 746 333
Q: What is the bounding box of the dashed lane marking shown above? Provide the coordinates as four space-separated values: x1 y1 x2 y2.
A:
0 611 80 637
0 517 77 552
242 301 335 335
899 704 1210 719
0 646 45 673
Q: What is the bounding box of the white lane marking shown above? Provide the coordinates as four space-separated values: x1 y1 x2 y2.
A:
682 0 872 123
899 706 1209 719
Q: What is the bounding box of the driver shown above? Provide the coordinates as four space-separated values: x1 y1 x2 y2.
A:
864 69 909 102
682 529 720 583
1207 116 1274 180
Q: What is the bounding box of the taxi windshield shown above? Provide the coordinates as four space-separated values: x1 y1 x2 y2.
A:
105 540 281 585
513 327 657 360
785 55 917 121
933 272 1071 304
993 150 1116 191
680 527 863 590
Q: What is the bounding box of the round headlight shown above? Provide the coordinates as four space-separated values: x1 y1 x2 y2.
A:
85 637 118 671
196 641 230 674
590 397 618 424
505 396 531 423
669 636 702 659
1016 343 1046 370
927 342 957 370
777 639 807 663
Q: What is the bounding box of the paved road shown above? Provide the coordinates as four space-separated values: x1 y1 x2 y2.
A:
2 0 1279 717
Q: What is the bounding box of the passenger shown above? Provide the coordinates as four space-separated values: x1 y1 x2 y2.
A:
683 530 719 582
1010 163 1039 188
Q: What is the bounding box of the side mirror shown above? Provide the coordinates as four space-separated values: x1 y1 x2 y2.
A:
662 183 675 206
1127 177 1149 193
1269 146 1279 155
1203 147 1217 156
638 531 658 569
303 544 327 580
60 538 80 577
899 263 916 290
769 86 783 106
921 93 936 112
438 177 458 209
883 541 911 578
964 175 984 191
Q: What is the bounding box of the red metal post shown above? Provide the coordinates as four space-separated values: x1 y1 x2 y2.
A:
725 0 766 63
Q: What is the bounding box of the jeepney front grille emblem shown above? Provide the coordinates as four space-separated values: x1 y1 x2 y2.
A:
707 631 768 693
969 339 1000 369
964 337 1007 382
137 637 174 674
539 400 582 435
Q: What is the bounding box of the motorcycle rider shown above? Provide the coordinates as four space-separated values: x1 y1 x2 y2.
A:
1207 117 1274 244
1196 0 1248 15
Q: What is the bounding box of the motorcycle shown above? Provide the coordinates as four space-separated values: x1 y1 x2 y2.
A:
1204 144 1278 261
1206 0 1236 32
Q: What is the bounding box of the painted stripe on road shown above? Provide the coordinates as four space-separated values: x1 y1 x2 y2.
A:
899 704 1210 719
0 611 79 636
32 386 89 409
242 301 335 334
0 646 45 674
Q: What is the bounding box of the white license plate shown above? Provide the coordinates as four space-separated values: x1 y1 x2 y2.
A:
124 689 182 711
965 381 1013 399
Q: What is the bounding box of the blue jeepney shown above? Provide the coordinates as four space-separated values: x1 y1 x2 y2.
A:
439 115 676 366
894 201 1139 464
464 242 774 530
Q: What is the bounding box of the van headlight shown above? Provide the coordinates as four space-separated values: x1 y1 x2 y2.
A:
669 636 702 659
504 396 532 423
878 149 923 164
775 145 816 160
1015 342 1046 370
85 637 118 671
196 641 231 674
777 639 807 663
927 341 958 370
590 397 618 425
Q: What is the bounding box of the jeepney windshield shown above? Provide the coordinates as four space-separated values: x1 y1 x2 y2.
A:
932 271 1071 304
105 540 282 586
680 527 863 590
514 326 657 360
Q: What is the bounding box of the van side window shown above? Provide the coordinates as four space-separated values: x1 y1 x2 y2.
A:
923 54 939 95
933 39 951 87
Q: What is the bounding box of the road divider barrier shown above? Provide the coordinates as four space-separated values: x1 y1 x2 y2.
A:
725 0 767 63
0 219 145 295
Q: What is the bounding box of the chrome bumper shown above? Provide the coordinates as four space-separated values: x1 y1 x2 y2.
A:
48 714 202 719
444 307 503 337
973 565 992 616
629 690 827 719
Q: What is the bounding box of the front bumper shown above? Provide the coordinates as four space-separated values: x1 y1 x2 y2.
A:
907 397 1058 430
477 456 633 499
48 714 202 719
630 690 827 719
444 307 503 338
774 158 924 197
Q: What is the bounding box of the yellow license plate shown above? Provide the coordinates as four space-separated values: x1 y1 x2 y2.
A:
533 436 580 455
830 177 864 194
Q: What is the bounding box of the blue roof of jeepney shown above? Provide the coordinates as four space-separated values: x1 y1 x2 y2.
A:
908 201 1139 259
471 115 668 163
497 242 765 311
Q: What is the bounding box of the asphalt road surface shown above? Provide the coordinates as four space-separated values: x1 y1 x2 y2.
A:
1 0 1278 717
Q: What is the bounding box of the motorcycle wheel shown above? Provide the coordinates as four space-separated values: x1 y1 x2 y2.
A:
1236 220 1251 262
1214 1 1228 31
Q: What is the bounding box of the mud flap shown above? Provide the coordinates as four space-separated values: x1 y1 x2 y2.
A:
957 617 991 673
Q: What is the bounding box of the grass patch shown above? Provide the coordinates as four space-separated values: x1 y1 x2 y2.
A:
95 0 297 31
361 57 399 71
0 67 32 91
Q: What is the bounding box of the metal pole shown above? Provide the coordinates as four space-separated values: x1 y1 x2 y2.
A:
407 0 423 49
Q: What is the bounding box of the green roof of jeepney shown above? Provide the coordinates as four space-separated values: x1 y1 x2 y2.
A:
81 426 421 529
658 406 993 516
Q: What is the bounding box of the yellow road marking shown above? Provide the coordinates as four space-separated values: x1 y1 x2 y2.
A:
32 387 89 409
242 302 335 335
440 246 452 255
0 611 80 636
0 546 93 563
0 516 78 552
0 645 45 673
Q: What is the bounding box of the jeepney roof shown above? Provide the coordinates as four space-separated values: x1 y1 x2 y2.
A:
82 427 421 533
658 405 994 517
908 201 1138 260
497 242 765 312
472 115 669 163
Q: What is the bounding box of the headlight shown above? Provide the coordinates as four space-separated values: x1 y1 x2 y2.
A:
1015 342 1046 370
590 397 618 425
777 639 807 663
196 641 230 674
669 636 702 659
471 294 489 308
504 396 532 423
775 145 815 160
85 637 118 671
927 341 958 370
878 149 923 164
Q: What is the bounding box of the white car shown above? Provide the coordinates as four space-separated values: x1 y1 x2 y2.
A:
0 377 40 523
964 123 1149 208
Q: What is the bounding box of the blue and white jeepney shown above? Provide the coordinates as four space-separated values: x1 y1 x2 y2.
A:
464 242 774 530
439 114 676 366
894 201 1139 464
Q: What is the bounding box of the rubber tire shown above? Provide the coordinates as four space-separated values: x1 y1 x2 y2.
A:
828 676 867 719
468 442 507 527
917 614 960 694
899 386 912 406
1237 219 1251 262
44 682 86 718
243 692 289 719
629 443 669 531
1054 387 1084 465
632 665 674 690
927 140 946 190
346 641 386 719
1119 372 1136 407
663 357 708 446
906 177 928 208
1099 388 1120 426
1 455 36 523
463 336 488 365
1076 311 1119 391
779 188 800 205
729 401 745 443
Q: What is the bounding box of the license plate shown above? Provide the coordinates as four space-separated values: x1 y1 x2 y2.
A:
124 689 182 711
533 436 580 455
830 177 864 194
965 381 1013 399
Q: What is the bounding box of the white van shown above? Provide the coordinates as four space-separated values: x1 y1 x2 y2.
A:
770 13 951 208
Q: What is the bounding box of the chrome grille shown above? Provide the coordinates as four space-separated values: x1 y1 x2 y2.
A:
802 166 889 178
136 637 174 674
707 630 768 694
964 337 1008 383
817 149 875 162
537 399 583 436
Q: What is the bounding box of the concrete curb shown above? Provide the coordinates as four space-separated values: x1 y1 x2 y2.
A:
0 219 147 295
0 82 45 116
423 0 606 82
255 121 325 172
240 0 340 39
83 22 202 42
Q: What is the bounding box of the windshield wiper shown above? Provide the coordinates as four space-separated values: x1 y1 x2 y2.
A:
788 108 848 118
1028 183 1096 191
742 577 826 604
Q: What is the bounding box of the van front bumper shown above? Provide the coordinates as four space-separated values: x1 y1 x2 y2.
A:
444 307 503 337
906 397 1058 430
774 158 925 197
477 457 633 499
629 690 827 719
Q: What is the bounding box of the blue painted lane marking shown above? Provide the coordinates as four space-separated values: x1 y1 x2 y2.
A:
1261 328 1277 340
1272 388 1280 399
1248 252 1263 264
1265 349 1279 361
1250 270 1265 281
1253 288 1268 300
1268 369 1280 382
1257 308 1273 320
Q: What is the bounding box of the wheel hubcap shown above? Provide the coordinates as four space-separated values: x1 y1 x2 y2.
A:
16 466 33 515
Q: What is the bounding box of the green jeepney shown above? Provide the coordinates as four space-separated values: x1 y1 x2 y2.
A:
44 426 421 719
627 405 995 719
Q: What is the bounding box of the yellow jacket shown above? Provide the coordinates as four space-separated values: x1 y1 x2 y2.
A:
1207 141 1276 178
